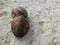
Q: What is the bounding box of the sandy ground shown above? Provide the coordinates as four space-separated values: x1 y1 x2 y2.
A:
0 0 60 45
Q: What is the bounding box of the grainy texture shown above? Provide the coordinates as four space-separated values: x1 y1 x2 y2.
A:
0 0 60 45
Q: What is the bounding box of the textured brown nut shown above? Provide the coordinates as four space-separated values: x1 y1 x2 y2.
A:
11 15 29 38
11 7 28 18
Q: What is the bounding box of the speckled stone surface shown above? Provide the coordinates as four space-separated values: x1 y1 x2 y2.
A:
0 0 60 45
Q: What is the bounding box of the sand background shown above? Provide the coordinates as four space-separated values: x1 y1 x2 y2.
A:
0 0 60 45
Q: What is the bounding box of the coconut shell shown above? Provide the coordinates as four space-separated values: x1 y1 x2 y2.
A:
11 15 29 38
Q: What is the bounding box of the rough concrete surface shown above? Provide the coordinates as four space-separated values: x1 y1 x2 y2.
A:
0 0 60 45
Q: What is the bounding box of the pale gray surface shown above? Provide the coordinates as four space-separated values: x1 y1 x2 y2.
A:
0 0 60 45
